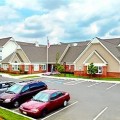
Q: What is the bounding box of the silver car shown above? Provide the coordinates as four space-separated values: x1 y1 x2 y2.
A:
0 81 15 94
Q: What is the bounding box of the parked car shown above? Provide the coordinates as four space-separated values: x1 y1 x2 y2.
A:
42 71 60 76
19 89 70 118
0 80 47 108
0 81 15 94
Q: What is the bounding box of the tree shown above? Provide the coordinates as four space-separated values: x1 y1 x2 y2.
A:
56 64 65 73
87 63 97 78
55 52 65 73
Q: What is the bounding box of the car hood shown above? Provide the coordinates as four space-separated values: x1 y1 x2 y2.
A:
21 100 47 109
0 92 17 99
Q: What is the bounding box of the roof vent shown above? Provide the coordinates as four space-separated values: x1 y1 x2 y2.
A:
35 41 39 47
73 43 78 46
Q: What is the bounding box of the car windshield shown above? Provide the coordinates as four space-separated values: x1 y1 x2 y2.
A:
6 84 23 94
33 92 50 102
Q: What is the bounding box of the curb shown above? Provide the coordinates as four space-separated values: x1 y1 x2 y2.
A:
41 75 120 84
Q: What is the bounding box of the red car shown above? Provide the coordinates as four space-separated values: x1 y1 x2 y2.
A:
19 90 70 118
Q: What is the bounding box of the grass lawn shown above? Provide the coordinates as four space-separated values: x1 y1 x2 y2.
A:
20 75 40 79
0 107 32 120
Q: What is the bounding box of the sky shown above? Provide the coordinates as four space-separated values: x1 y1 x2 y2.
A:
0 0 120 45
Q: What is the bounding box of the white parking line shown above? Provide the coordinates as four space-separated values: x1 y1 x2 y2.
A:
64 81 86 85
41 101 78 120
93 107 108 120
106 83 118 90
87 82 100 87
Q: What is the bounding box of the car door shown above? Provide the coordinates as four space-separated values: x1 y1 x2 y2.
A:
49 92 58 111
18 85 30 102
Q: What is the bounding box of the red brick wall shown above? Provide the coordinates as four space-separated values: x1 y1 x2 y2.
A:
65 65 74 72
107 72 120 78
74 65 120 78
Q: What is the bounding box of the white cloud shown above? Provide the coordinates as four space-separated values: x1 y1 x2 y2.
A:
5 0 41 10
0 6 19 20
0 0 120 44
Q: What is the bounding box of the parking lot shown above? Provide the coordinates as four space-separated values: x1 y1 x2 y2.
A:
1 76 120 120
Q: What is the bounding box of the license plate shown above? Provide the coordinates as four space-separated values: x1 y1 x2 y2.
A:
23 111 27 115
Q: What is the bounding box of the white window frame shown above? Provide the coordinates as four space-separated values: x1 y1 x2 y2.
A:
12 64 19 71
25 65 29 71
96 66 102 74
2 64 8 70
41 64 46 70
34 64 39 71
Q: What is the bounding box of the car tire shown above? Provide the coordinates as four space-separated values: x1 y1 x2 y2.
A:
13 101 20 108
41 109 47 117
63 100 68 107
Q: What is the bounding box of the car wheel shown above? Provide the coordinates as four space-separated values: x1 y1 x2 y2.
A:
41 109 47 118
63 100 68 107
13 101 20 108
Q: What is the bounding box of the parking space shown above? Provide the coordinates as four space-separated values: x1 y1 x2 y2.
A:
1 77 120 120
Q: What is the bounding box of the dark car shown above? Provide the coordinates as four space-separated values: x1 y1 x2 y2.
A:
0 81 15 94
0 80 47 108
19 89 70 118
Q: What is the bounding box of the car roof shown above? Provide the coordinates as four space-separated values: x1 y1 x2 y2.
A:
17 80 45 86
42 89 59 94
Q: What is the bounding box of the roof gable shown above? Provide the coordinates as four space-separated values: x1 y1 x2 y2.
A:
74 37 120 64
83 50 107 65
0 37 12 46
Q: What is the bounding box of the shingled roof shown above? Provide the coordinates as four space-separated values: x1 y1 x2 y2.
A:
48 44 68 63
20 45 47 63
61 45 87 63
0 37 12 46
100 38 120 61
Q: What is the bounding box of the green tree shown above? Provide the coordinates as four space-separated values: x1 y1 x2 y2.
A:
88 63 97 78
56 64 65 73
55 52 65 73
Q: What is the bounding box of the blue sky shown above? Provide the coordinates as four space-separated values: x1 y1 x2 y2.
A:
0 0 120 45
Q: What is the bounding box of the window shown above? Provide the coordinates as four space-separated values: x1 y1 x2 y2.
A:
2 64 8 70
0 48 2 52
25 65 29 71
12 65 19 71
34 64 39 71
41 64 46 70
87 65 102 74
50 93 57 100
96 66 102 74
21 85 29 93
0 56 2 60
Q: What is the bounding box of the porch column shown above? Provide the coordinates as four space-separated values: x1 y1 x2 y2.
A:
102 66 107 77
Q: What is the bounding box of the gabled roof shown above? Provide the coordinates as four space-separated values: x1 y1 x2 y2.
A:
1 53 14 63
60 40 89 46
16 41 45 47
20 45 47 63
0 37 12 46
100 38 120 61
61 45 87 63
48 44 68 63
1 52 24 63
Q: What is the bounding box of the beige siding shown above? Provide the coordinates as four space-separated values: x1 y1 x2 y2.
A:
76 43 120 72
87 53 104 63
17 49 30 63
12 55 21 63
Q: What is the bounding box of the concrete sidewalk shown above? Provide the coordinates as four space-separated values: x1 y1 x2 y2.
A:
0 73 120 84
0 73 42 79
